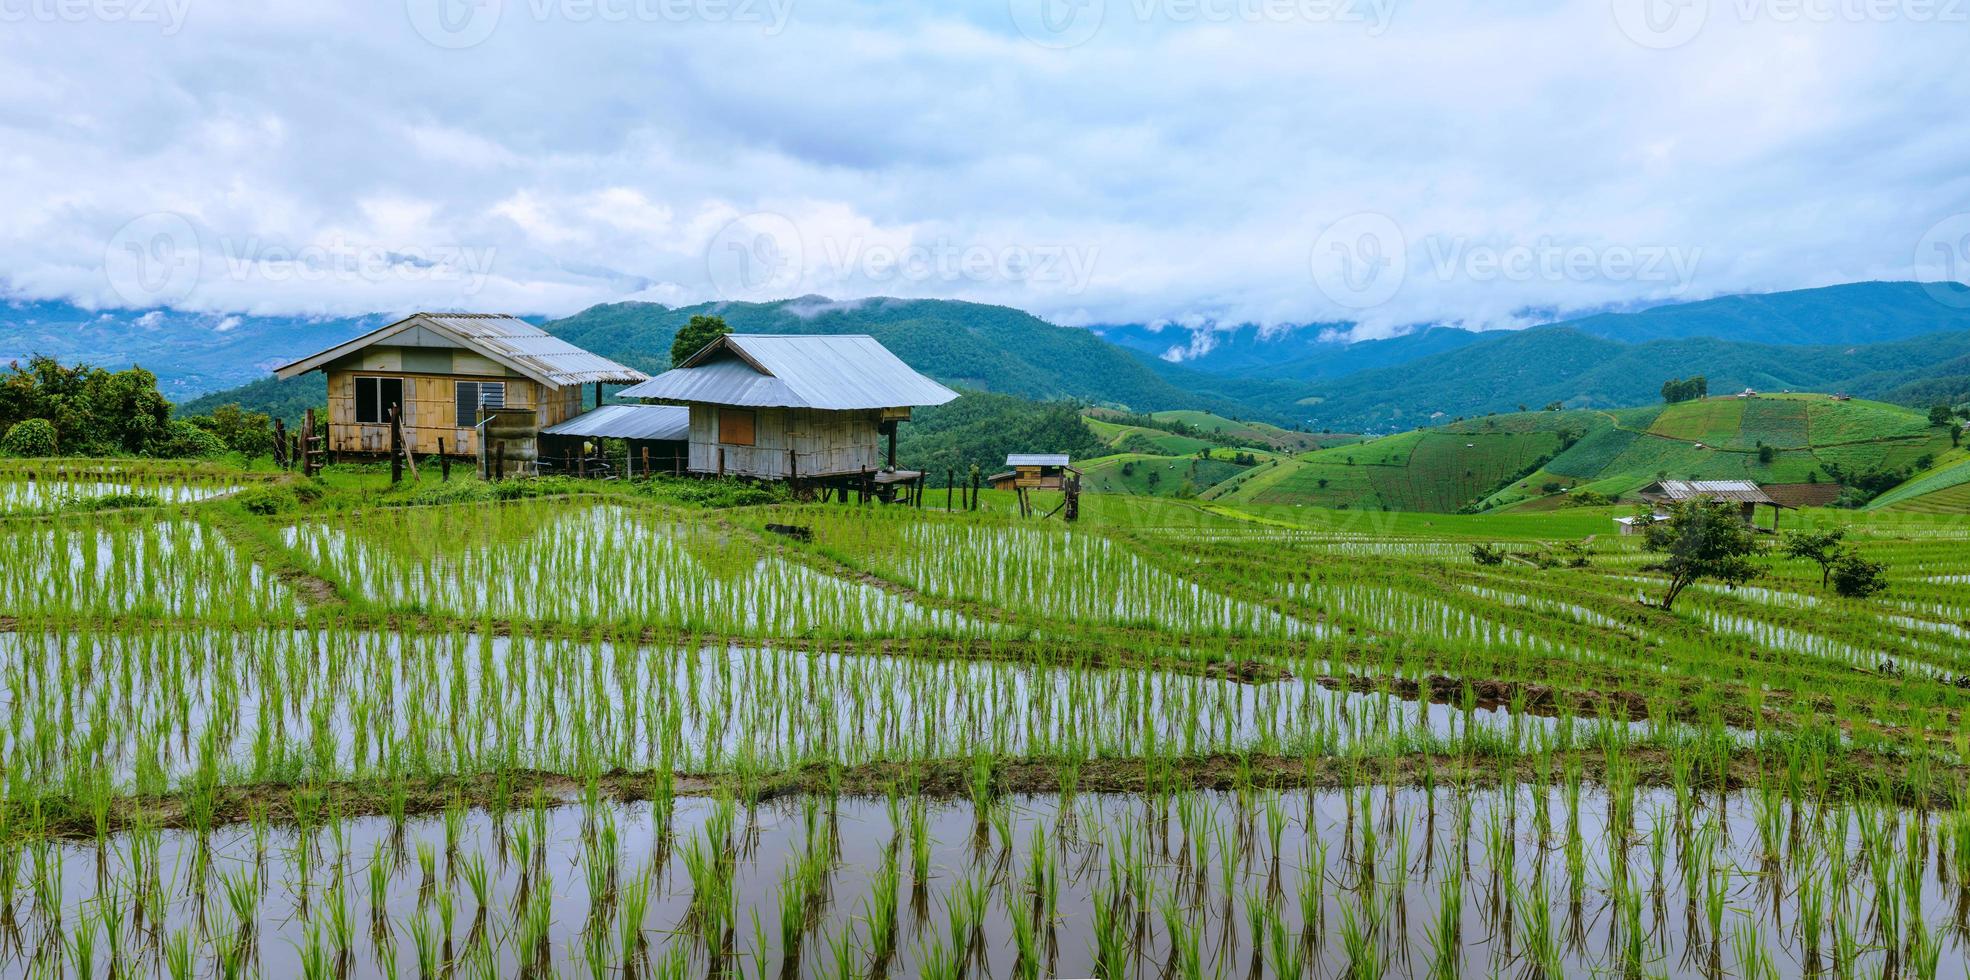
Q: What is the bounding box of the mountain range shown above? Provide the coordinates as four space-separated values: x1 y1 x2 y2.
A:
6 281 1968 431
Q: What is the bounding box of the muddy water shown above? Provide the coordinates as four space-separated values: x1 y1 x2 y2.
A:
5 787 1964 978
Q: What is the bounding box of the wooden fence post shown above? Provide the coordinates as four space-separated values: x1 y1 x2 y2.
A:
302 408 317 477
946 469 954 512
439 438 450 481
388 405 403 485
273 418 288 469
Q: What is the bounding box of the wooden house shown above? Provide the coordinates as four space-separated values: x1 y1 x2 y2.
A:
274 313 647 459
617 334 957 481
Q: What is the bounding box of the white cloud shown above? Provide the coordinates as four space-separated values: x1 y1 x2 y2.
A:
0 0 1963 336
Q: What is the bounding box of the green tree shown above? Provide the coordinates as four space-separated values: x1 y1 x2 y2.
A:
1930 404 1955 427
0 355 172 455
1639 500 1761 610
670 314 732 367
1780 527 1846 587
1829 552 1888 599
1756 442 1776 465
201 404 274 457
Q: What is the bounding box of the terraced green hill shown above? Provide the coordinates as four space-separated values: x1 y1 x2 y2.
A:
1869 450 1970 512
1201 394 1955 512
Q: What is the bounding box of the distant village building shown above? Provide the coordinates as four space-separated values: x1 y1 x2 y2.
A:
618 334 957 486
275 313 647 461
1736 388 1760 399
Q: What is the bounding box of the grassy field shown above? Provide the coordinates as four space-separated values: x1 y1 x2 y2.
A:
4 454 1970 977
1203 394 1956 512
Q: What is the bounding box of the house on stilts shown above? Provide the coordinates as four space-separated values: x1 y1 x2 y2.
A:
617 334 957 499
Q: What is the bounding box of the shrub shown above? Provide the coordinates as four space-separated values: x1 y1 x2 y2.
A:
154 419 226 458
1470 543 1507 566
1 418 58 457
1563 490 1613 507
1829 553 1888 599
61 491 161 511
234 485 297 515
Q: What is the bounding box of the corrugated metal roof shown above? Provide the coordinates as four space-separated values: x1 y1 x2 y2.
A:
618 334 958 410
541 404 689 441
1642 480 1778 505
1007 453 1071 467
274 313 648 387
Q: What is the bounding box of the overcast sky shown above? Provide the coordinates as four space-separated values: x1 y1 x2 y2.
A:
3 0 1968 339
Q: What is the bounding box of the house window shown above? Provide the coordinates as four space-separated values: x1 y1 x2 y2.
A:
354 377 404 425
719 408 756 446
455 381 506 425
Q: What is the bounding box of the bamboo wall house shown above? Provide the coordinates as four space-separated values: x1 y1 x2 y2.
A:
617 334 958 485
274 313 647 460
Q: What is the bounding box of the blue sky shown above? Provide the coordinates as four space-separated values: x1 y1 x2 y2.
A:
2 0 1967 339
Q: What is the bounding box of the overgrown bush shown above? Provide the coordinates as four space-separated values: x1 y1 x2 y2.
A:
630 476 788 508
235 485 297 515
154 420 226 458
61 491 161 511
1 418 57 457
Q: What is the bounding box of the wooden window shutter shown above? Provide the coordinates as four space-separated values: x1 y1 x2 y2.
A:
719 409 756 447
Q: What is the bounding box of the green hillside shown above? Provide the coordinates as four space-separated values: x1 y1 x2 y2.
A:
1146 410 1335 453
1274 325 1970 432
1078 453 1251 496
1083 418 1216 455
1203 394 1955 513
1868 450 1970 511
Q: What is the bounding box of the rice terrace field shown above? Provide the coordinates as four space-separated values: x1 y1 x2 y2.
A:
4 457 1970 979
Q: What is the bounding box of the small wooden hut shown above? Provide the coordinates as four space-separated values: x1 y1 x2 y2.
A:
989 453 1083 519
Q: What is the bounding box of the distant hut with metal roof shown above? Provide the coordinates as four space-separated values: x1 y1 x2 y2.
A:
988 454 1078 491
274 313 647 463
1630 479 1789 532
617 334 957 493
989 453 1084 520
